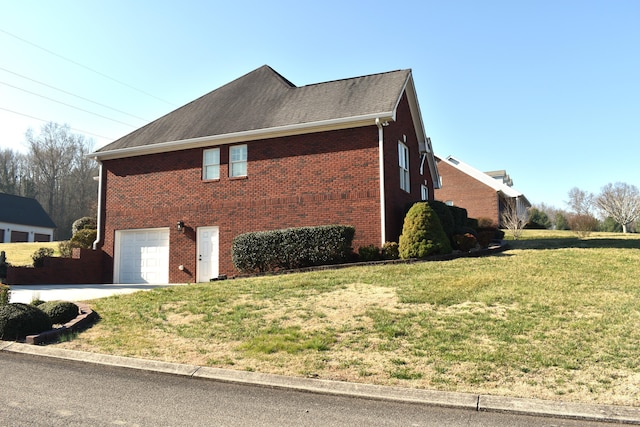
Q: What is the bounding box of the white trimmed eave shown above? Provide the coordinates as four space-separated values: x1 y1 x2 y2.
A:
90 112 396 161
402 73 441 188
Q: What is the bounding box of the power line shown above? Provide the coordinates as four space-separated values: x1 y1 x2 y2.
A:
0 66 151 122
0 28 177 107
0 106 116 140
0 80 137 127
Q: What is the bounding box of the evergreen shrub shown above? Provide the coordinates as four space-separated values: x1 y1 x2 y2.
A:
0 303 52 340
71 217 97 235
232 225 355 273
447 205 468 232
399 202 452 259
38 301 79 324
426 200 455 238
358 245 381 262
32 248 54 268
381 242 399 260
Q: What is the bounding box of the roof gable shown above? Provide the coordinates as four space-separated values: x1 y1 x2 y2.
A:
94 66 412 158
436 155 530 206
0 193 56 229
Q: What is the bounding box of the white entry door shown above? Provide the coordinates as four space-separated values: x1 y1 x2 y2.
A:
197 226 219 282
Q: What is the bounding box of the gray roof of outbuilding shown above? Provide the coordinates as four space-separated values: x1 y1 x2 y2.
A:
97 65 411 153
0 193 56 228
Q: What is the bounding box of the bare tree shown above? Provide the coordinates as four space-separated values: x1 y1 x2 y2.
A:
566 187 595 216
595 182 640 233
501 197 527 240
25 123 98 239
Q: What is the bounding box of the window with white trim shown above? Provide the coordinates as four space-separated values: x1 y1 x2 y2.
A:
421 184 429 201
398 142 410 192
203 148 220 180
229 144 247 177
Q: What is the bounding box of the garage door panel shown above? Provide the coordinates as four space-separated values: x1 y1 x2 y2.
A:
115 229 169 284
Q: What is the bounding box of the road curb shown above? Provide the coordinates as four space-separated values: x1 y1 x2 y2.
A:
2 342 639 424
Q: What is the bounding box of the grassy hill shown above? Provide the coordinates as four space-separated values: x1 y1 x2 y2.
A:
49 230 640 406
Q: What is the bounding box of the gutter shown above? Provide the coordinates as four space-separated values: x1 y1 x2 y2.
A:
91 112 396 161
92 161 103 250
376 118 387 246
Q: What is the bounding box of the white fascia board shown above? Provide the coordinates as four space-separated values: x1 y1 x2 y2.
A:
403 73 441 188
90 112 395 161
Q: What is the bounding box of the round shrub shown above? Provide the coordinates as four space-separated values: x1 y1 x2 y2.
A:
72 216 97 235
32 247 54 268
38 301 79 324
382 241 399 260
0 303 52 340
70 229 97 249
399 202 452 259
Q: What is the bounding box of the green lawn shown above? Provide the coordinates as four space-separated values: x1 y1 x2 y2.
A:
54 230 640 406
0 242 61 266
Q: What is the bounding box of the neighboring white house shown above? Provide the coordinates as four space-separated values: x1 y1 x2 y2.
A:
0 193 56 243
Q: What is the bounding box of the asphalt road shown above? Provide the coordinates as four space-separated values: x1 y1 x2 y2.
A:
0 352 617 427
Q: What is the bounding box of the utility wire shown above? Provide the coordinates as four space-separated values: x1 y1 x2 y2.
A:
0 106 116 140
0 28 177 107
0 66 151 122
0 81 137 127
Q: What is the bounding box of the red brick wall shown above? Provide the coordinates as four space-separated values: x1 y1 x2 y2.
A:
6 248 103 285
98 94 431 282
434 159 499 225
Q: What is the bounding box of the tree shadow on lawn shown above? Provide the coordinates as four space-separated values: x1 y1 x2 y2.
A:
508 237 640 251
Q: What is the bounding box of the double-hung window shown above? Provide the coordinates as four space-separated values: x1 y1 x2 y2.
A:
229 144 247 177
398 142 410 192
203 148 220 180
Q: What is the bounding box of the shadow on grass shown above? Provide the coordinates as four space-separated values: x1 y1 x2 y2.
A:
507 237 640 251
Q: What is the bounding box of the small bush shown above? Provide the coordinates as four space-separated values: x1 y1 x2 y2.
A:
358 245 381 262
0 284 10 305
32 247 54 268
399 202 452 259
70 229 97 249
71 216 97 235
38 301 79 324
382 242 399 260
0 303 52 340
0 250 9 280
453 233 478 252
477 217 496 228
58 240 73 258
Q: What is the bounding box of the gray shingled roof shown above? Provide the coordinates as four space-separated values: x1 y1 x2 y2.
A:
0 193 56 228
97 65 411 153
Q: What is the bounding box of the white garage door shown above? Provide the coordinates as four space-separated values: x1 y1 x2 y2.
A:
115 228 170 284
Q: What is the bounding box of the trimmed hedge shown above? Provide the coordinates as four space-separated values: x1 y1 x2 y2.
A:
427 200 455 238
232 225 355 273
0 303 52 341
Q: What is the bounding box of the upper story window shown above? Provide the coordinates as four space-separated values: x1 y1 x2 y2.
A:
421 184 429 201
230 144 247 177
398 142 410 192
203 148 220 180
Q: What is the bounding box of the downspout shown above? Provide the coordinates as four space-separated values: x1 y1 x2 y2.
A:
92 160 103 250
376 118 386 246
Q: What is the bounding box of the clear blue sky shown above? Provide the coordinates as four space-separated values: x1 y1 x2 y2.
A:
1 0 639 209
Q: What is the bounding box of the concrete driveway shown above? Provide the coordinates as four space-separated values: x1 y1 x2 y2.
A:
8 283 186 303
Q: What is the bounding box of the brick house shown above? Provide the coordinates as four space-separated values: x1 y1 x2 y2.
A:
0 193 56 243
434 155 530 227
90 66 440 284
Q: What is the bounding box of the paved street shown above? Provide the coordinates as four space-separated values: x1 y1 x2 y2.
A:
0 351 619 427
